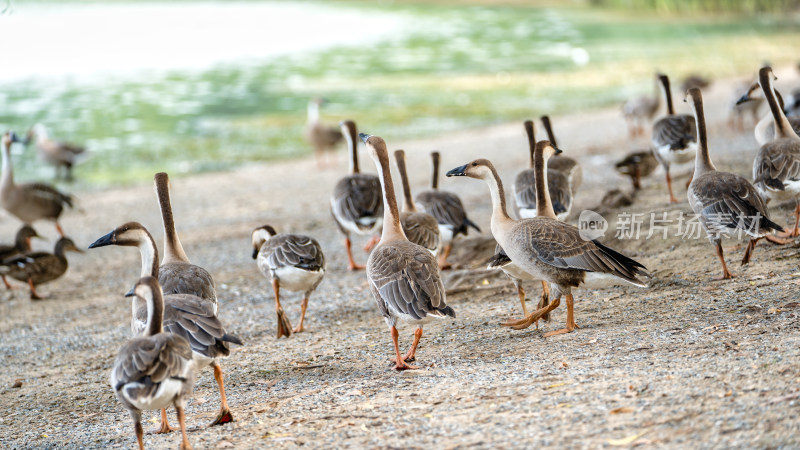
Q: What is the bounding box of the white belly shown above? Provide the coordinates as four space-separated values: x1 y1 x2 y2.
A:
657 142 697 165
438 224 455 245
500 261 539 281
122 377 186 412
274 266 324 292
331 199 383 235
759 179 800 202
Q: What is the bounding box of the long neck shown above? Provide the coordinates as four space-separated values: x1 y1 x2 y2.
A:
534 149 557 219
690 93 715 173
375 151 406 243
541 116 557 148
1 144 13 188
145 288 164 336
431 152 440 189
155 175 190 264
524 121 535 168
139 230 160 278
394 151 416 212
660 76 675 115
762 71 798 139
485 165 513 236
345 123 359 174
307 101 320 123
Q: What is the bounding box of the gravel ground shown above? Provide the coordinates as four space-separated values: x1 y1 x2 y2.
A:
2 69 800 449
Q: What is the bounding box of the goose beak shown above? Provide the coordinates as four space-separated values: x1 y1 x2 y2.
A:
358 133 371 143
8 132 19 143
252 248 259 259
554 146 563 155
88 230 116 249
124 287 136 298
735 93 751 105
446 164 468 177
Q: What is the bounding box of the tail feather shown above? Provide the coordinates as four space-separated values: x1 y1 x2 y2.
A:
222 333 244 346
464 217 481 233
592 239 649 286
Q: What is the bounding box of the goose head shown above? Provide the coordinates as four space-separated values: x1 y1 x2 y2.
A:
446 142 561 180
57 237 84 254
2 131 20 150
251 224 277 259
358 133 388 160
89 222 151 249
735 81 761 105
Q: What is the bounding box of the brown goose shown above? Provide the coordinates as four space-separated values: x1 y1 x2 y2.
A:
251 224 326 338
393 150 441 256
416 151 481 269
154 172 217 307
361 133 455 371
0 225 40 290
615 150 659 190
651 73 698 203
111 277 195 450
752 66 800 239
26 123 86 181
622 76 661 138
305 97 344 166
446 141 649 336
685 87 783 279
541 115 583 194
736 82 800 146
1 131 73 237
515 120 573 220
89 222 241 430
729 79 764 131
0 237 82 299
330 120 383 270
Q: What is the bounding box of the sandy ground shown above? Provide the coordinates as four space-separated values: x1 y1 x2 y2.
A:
2 68 800 449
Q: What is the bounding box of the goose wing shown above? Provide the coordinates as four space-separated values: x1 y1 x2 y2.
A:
331 174 383 230
111 333 193 392
652 114 697 150
417 190 480 234
162 294 242 359
691 172 783 235
513 169 537 210
159 262 216 301
400 212 441 253
264 234 325 271
753 138 800 190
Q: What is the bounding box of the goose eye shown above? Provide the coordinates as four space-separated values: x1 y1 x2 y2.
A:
471 162 477 166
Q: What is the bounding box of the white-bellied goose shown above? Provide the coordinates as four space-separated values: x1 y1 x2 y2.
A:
330 120 383 270
305 97 344 166
26 123 86 182
615 150 659 190
651 73 698 203
155 172 217 307
622 76 661 137
0 237 82 300
361 133 455 370
752 66 800 239
736 82 800 146
541 115 583 194
251 224 326 338
446 141 649 336
0 225 40 290
487 244 551 327
1 132 73 237
111 277 195 450
393 150 442 256
89 222 241 430
685 87 783 279
416 151 480 269
514 120 573 220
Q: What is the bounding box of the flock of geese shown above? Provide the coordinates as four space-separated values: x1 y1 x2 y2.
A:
2 65 799 449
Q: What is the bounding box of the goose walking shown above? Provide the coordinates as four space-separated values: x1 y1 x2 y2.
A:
26 123 86 181
685 87 782 280
736 81 800 146
515 120 573 220
330 120 383 270
252 224 326 338
361 133 455 370
0 225 40 290
1 132 73 237
111 277 195 450
446 141 649 336
0 237 82 300
393 150 441 255
305 97 344 167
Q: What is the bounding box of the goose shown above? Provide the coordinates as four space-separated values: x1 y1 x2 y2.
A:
446 141 649 336
729 79 764 131
330 120 383 270
26 123 86 181
1 131 74 237
515 120 573 220
752 66 800 239
0 225 40 290
416 151 481 269
651 73 698 203
154 172 217 306
685 87 783 279
0 237 82 299
487 244 551 327
615 150 659 190
251 224 326 338
735 82 800 146
392 149 442 256
622 76 661 138
305 97 344 166
111 277 195 450
541 115 583 194
89 222 241 430
360 133 455 371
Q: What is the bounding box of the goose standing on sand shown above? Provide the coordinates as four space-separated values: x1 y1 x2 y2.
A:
416 151 481 269
515 120 573 220
393 150 441 255
446 141 649 336
651 73 698 203
1 132 73 237
0 237 82 300
0 225 40 290
685 87 783 280
251 224 325 338
615 150 659 190
89 222 241 430
361 133 455 370
541 115 582 194
752 66 800 239
111 277 195 450
305 97 344 167
736 82 800 146
622 76 661 138
331 120 383 270
26 123 86 181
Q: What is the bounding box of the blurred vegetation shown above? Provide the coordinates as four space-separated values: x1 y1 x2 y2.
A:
589 0 800 13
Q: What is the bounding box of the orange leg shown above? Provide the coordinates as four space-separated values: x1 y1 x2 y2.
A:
2 275 13 290
176 405 192 450
134 420 145 450
714 242 735 280
515 282 528 318
438 243 453 270
55 222 65 238
153 408 174 434
543 293 579 337
363 234 380 252
401 327 423 362
684 169 694 189
502 296 561 330
345 237 365 271
293 295 309 333
775 204 800 238
28 278 43 300
741 237 761 266
389 326 418 370
537 281 551 325
632 167 642 190
209 363 234 426
272 279 292 338
665 170 678 204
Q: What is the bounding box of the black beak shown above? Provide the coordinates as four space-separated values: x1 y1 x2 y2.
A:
8 131 19 143
553 146 563 155
124 286 135 298
358 133 371 143
446 164 468 177
735 93 751 105
252 248 259 259
88 230 116 249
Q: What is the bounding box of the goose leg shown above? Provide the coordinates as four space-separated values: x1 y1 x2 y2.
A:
345 237 365 271
543 294 579 337
293 294 309 333
401 327 423 362
775 204 800 238
55 222 65 238
632 167 642 190
665 169 678 204
684 169 694 189
502 296 561 330
513 279 528 318
537 281 551 324
28 278 44 300
153 408 174 434
438 243 453 270
389 326 418 370
272 279 293 338
714 241 735 280
2 275 13 290
134 420 145 450
363 234 380 252
209 362 234 426
176 405 192 450
741 237 761 266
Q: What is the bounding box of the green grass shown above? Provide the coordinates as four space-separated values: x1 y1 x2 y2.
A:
1 2 798 186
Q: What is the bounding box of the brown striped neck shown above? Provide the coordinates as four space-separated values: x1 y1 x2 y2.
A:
393 149 417 212
524 120 536 168
366 136 406 243
431 151 440 189
341 120 359 174
687 88 715 174
534 141 558 219
541 115 558 148
139 278 164 336
759 67 799 140
659 74 675 115
154 172 190 264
